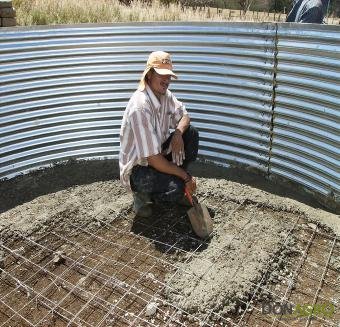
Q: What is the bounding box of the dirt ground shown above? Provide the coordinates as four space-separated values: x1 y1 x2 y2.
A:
0 159 339 326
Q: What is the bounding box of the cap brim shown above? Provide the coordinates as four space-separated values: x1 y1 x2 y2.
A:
154 68 177 79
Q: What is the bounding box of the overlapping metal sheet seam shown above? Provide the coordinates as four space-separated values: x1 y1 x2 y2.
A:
271 24 340 197
0 22 276 179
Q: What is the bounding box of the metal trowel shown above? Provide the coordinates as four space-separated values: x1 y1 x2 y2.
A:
184 188 213 239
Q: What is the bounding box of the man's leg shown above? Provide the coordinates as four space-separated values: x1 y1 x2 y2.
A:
182 124 199 169
130 165 184 202
130 125 199 214
131 191 153 218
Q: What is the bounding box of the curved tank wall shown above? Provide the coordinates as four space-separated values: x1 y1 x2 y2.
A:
0 22 339 206
273 23 339 200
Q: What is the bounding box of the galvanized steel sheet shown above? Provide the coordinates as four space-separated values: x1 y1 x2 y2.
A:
273 23 340 198
0 22 275 179
0 22 339 202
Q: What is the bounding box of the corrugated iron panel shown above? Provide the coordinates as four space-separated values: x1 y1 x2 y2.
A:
0 22 275 179
272 23 340 197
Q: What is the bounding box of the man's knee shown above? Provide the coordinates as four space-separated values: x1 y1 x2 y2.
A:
130 165 154 193
153 178 184 203
183 125 199 141
183 125 199 163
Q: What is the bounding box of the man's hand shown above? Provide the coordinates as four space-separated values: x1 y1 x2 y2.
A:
147 154 196 195
171 130 185 166
185 175 196 195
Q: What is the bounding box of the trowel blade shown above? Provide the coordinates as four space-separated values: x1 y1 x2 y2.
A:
187 196 213 238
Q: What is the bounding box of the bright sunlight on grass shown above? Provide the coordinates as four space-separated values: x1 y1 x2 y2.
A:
12 0 292 26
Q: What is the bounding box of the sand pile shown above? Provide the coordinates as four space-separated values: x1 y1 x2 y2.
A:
0 181 132 238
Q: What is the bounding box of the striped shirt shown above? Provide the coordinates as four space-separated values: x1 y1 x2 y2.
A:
119 85 187 189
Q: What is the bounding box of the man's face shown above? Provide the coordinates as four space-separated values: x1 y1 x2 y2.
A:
147 70 171 99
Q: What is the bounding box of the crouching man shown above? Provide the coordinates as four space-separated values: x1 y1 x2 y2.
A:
119 51 199 217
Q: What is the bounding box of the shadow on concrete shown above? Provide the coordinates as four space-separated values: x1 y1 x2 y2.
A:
130 204 212 253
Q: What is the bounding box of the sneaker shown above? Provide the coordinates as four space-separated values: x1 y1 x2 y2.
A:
133 192 153 218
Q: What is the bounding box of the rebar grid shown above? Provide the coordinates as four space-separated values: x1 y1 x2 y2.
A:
195 218 340 327
63 212 205 326
0 206 126 303
268 224 339 327
46 257 105 327
142 204 298 327
304 237 337 327
1 208 210 327
2 214 211 327
125 202 253 327
0 212 125 326
235 215 302 327
0 213 115 321
0 233 338 327
283 224 318 302
1 205 339 327
1 241 158 327
37 232 116 326
90 205 340 326
0 258 93 327
56 210 215 326
91 215 201 327
1 235 100 304
65 219 191 276
0 298 35 327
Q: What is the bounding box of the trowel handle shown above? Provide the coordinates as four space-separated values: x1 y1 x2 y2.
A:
184 187 193 206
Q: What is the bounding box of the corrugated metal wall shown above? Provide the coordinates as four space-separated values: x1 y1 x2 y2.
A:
0 22 275 179
0 22 339 202
272 23 339 198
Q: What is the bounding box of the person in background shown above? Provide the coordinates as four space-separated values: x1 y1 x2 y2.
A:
119 51 199 217
286 0 330 23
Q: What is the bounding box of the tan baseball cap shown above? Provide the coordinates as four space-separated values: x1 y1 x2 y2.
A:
138 51 178 91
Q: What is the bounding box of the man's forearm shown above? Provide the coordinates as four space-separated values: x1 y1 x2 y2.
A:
147 154 189 181
175 114 190 135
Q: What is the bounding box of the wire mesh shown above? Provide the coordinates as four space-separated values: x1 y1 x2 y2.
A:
0 201 339 327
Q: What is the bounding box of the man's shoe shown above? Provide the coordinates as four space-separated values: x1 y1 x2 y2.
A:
133 192 153 218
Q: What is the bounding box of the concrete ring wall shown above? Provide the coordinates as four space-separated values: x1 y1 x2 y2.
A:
0 22 339 209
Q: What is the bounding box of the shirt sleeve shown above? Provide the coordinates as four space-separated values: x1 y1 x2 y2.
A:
300 7 323 23
129 108 161 159
169 94 188 129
